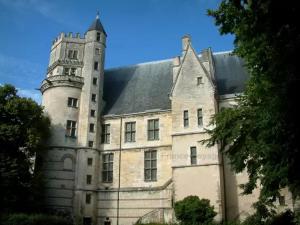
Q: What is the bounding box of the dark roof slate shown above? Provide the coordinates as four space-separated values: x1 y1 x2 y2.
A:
213 52 248 95
103 52 248 115
103 60 173 115
87 18 107 36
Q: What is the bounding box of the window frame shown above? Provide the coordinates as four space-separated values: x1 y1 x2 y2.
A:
86 174 92 185
85 193 91 204
102 153 114 183
67 50 78 60
125 122 136 143
197 76 203 85
67 97 78 108
92 77 97 85
90 109 96 117
87 158 93 166
148 119 159 141
89 123 95 133
183 110 189 127
144 150 157 181
94 61 99 71
197 108 203 127
66 120 77 137
91 94 96 102
101 124 111 144
190 146 197 165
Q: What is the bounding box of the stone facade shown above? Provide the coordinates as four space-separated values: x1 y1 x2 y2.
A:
40 16 293 225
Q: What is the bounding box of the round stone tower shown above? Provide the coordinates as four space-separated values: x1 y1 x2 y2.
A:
40 14 107 224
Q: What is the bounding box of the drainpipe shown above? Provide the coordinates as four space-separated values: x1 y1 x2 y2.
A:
116 117 123 225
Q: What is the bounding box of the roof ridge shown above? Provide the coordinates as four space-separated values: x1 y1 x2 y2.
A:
105 58 172 71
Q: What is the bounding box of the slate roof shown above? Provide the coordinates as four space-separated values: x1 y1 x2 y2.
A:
87 18 107 36
103 52 248 115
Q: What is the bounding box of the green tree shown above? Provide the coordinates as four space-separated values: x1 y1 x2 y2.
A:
0 84 50 214
204 0 300 213
174 196 217 225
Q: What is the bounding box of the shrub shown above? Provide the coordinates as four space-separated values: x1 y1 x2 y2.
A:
0 213 72 225
174 196 217 225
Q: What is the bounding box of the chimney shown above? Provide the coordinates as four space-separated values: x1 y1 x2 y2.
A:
182 35 191 55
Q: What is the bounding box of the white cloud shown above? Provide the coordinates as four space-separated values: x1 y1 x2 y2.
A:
17 88 41 103
0 53 43 87
0 0 75 27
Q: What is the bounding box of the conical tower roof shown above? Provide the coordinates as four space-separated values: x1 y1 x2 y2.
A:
87 13 107 36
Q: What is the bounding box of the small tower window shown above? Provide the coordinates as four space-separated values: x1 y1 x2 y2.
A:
64 68 70 75
197 76 203 85
85 193 91 204
90 110 96 117
87 157 93 166
86 175 92 185
89 123 95 133
93 77 97 85
91 94 96 102
96 32 101 42
88 141 94 148
95 48 100 55
94 61 99 70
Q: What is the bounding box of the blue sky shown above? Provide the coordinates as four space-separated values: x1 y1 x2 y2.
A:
0 0 234 103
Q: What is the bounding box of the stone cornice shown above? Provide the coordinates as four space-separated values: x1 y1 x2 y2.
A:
40 75 84 93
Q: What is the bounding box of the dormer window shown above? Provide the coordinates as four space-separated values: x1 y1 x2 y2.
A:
67 50 78 59
197 76 203 85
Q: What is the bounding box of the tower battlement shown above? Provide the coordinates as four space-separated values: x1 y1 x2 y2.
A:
51 32 86 48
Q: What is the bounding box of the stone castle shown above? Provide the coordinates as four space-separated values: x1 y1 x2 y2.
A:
40 15 292 225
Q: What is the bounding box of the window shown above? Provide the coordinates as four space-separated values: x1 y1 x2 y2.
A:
197 76 203 85
83 217 92 225
64 67 70 75
102 153 113 182
90 110 96 117
183 110 189 127
67 97 78 107
94 61 99 70
87 158 93 166
279 195 285 206
70 68 76 76
66 120 76 137
198 108 203 127
148 119 159 140
91 94 96 102
89 123 95 133
63 157 73 170
67 50 78 59
144 150 157 181
64 67 76 76
190 147 197 165
88 141 93 148
96 32 101 41
85 193 91 204
95 48 100 55
101 124 110 144
125 122 136 142
93 77 97 85
86 175 92 185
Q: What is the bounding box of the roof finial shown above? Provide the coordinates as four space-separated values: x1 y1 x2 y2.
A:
96 10 99 19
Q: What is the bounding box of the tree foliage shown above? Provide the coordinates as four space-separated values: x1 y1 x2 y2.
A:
205 0 300 207
0 84 50 214
174 196 217 224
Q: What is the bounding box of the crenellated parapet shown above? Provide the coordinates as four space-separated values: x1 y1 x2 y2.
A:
52 32 86 48
40 75 84 93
